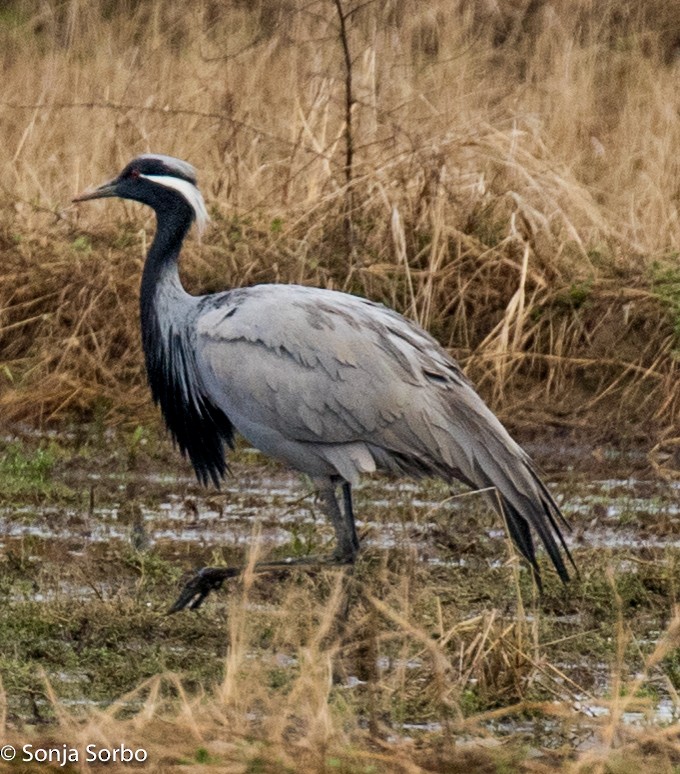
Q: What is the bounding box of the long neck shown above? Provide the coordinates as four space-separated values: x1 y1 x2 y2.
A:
139 202 197 412
140 205 193 327
137 203 233 487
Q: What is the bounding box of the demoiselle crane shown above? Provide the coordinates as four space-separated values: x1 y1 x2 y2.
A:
73 154 574 611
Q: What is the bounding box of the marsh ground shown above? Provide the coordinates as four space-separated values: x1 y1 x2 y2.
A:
0 430 679 772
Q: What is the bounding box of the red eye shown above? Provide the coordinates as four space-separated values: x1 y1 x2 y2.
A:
129 168 140 179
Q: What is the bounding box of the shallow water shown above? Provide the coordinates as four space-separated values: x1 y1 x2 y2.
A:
2 469 677 556
2 457 679 737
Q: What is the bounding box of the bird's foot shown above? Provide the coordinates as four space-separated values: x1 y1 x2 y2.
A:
332 543 359 564
168 566 239 614
168 552 359 613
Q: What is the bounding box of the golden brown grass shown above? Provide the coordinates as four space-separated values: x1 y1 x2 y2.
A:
0 441 679 772
3 539 680 774
2 2 680 769
0 0 679 443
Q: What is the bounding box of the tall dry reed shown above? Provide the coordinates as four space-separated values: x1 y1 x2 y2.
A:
0 0 679 439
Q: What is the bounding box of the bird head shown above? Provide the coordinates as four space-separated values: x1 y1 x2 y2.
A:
73 154 209 234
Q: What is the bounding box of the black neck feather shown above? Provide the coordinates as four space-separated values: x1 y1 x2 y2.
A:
140 201 234 487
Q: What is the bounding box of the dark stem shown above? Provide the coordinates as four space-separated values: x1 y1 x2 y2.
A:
333 0 355 258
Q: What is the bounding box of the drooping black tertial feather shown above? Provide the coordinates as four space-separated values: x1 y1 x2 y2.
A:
142 317 234 488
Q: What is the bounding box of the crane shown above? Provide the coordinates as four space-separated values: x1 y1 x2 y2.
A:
73 154 574 611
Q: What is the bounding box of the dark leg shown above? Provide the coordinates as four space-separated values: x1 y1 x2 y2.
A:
168 478 361 613
320 481 360 563
341 481 360 554
168 566 240 613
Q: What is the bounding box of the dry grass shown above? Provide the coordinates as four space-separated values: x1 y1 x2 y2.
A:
3 537 680 773
0 0 679 441
0 438 679 772
2 2 680 769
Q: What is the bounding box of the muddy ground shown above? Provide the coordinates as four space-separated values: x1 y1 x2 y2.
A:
1 428 679 769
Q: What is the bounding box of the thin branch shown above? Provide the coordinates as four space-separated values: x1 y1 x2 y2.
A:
332 0 356 258
0 100 339 168
333 0 354 191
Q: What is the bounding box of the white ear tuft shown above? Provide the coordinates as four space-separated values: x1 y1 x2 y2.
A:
140 174 209 235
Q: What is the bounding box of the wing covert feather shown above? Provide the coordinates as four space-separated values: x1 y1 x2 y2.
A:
195 285 459 448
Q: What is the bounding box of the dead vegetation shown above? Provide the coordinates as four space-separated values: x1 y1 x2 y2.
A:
0 0 679 444
2 1 680 770
3 471 680 774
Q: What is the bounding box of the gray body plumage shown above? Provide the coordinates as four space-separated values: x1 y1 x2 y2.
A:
74 154 574 594
196 284 506 484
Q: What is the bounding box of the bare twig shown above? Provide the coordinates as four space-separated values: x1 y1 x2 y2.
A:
332 0 356 258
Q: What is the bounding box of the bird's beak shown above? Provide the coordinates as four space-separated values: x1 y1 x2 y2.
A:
72 178 118 203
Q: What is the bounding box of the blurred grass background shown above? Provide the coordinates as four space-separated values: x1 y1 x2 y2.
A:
0 0 679 455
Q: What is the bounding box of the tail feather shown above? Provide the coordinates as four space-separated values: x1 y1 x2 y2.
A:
371 382 575 585
470 439 574 586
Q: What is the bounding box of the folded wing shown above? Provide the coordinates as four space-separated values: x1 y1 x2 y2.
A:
195 284 574 585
